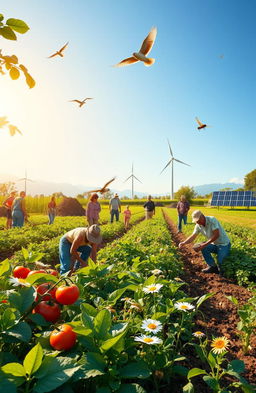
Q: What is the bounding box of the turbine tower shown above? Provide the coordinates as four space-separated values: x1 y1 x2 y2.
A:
124 163 142 199
17 169 34 193
160 140 190 200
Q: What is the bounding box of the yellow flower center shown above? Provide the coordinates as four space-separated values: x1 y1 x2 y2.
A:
149 286 157 291
144 337 153 343
148 323 157 329
195 331 203 335
214 339 225 348
180 305 188 309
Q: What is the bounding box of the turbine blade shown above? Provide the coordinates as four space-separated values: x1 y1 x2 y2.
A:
133 175 142 183
160 159 173 174
174 158 191 167
124 175 133 182
167 139 173 157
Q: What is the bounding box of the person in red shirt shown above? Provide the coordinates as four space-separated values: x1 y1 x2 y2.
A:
123 205 132 229
48 196 57 224
3 191 16 229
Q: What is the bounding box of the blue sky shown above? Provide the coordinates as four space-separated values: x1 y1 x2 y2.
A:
1 0 255 196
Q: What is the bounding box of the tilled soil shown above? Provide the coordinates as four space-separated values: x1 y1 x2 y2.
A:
163 211 256 389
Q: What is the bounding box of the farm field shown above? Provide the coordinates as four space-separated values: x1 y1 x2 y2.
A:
0 209 255 392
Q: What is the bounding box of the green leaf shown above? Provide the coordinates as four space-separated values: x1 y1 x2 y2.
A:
0 378 17 393
8 286 36 313
96 387 111 393
10 67 20 80
77 352 106 379
183 382 194 393
33 357 80 393
0 259 10 277
119 361 150 379
23 343 43 376
110 322 128 337
228 360 245 373
196 293 214 308
0 26 17 40
1 308 16 330
226 295 239 305
100 330 127 352
81 306 94 331
94 309 111 340
6 19 29 34
1 362 26 377
0 14 4 22
187 368 207 379
108 287 130 305
25 273 57 285
4 321 32 343
118 384 146 393
80 303 97 317
143 275 155 287
22 248 29 259
203 376 219 390
207 351 217 369
172 365 189 377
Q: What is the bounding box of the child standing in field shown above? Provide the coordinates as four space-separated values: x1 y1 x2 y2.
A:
123 205 131 229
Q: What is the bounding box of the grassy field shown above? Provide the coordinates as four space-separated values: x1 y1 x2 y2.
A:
168 206 256 229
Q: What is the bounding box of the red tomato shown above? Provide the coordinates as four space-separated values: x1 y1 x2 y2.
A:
27 269 46 277
33 301 61 322
55 285 80 305
36 283 56 301
1 300 8 303
47 269 59 277
50 324 77 350
13 266 31 279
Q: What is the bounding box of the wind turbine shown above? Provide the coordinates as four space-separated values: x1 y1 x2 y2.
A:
17 170 34 193
160 140 191 200
124 164 142 199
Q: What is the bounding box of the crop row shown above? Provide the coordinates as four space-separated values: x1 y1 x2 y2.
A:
0 211 253 392
163 208 256 286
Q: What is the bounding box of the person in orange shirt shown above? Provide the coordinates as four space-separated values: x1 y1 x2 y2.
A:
123 205 131 230
3 191 16 229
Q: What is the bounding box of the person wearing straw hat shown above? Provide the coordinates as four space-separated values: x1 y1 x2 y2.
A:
59 224 102 274
178 210 231 274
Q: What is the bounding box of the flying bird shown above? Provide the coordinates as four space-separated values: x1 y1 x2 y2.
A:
195 117 212 130
69 98 93 107
84 177 116 195
48 42 69 58
115 27 157 67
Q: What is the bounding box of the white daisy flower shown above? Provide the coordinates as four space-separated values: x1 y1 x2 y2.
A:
143 284 163 293
142 319 162 333
193 331 205 338
151 269 163 275
134 335 163 345
174 302 195 312
9 277 30 287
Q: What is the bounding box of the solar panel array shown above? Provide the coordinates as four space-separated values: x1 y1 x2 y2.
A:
211 191 256 207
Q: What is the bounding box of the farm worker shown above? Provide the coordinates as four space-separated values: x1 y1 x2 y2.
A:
177 195 190 233
123 205 132 229
59 224 102 275
109 193 121 223
3 191 16 229
86 193 101 225
143 195 155 219
12 191 28 228
178 210 231 274
48 196 57 225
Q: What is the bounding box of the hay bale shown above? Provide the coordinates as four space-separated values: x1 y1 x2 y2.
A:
57 197 85 216
0 206 7 217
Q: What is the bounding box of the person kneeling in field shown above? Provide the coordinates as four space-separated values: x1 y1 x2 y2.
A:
178 210 231 274
59 225 102 275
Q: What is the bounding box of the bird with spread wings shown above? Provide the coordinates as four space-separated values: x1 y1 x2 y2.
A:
48 42 69 58
195 117 212 130
115 27 157 67
84 177 116 195
69 98 93 107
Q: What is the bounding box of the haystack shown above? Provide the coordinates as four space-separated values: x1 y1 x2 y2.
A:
57 197 85 216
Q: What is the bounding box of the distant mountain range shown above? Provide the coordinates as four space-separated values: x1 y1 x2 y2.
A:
193 183 243 196
0 173 243 197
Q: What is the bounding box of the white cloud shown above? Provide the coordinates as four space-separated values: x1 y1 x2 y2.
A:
228 177 244 184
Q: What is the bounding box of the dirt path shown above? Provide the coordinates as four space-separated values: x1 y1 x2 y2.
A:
163 211 256 387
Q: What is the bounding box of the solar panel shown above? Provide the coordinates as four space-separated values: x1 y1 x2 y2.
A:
211 191 256 207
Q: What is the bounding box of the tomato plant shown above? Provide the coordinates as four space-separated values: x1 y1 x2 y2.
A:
36 283 56 301
33 301 61 322
13 265 31 278
55 284 80 305
50 324 77 350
